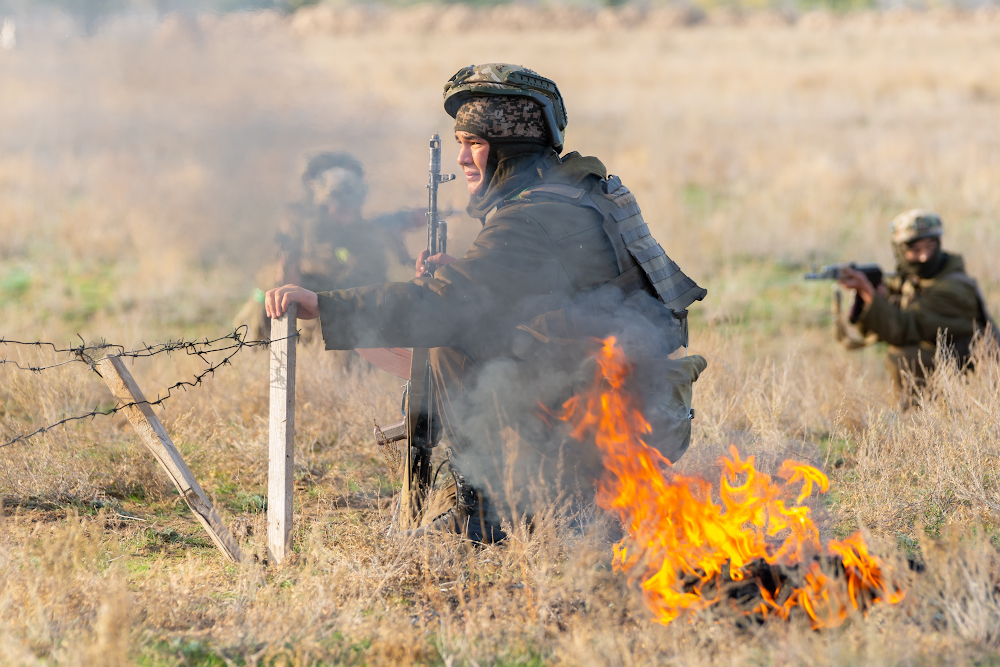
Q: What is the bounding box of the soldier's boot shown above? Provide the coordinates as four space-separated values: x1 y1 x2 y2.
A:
402 505 467 539
455 471 506 544
462 494 506 544
400 471 506 543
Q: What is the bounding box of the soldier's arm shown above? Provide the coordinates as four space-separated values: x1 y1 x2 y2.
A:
369 210 424 265
856 280 980 347
317 210 569 350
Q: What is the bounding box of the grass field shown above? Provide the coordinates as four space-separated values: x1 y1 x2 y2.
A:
1 7 999 665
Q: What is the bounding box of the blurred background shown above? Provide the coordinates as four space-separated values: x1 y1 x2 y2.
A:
1 0 998 354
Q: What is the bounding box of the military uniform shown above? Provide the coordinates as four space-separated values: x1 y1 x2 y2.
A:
317 153 618 354
314 64 707 540
318 153 622 535
234 153 414 343
277 206 397 294
849 210 995 392
855 253 992 389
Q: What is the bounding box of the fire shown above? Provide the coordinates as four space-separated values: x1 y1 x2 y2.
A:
559 336 904 627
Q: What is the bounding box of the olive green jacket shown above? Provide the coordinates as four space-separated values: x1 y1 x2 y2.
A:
856 253 985 349
276 208 393 292
316 153 619 356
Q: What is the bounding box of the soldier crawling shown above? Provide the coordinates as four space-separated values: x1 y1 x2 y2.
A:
837 210 996 395
234 151 419 343
266 64 707 541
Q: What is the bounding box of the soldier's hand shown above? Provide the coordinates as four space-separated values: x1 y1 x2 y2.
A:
265 285 320 320
415 249 457 278
837 268 876 304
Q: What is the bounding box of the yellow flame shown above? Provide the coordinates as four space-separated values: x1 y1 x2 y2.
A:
558 336 904 627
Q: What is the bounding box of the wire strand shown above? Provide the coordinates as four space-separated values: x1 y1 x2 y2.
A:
0 326 298 449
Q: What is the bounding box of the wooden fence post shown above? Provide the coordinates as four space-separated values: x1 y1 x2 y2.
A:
268 303 297 565
96 356 244 563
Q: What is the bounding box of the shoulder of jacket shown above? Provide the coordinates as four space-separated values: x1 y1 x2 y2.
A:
921 272 980 303
495 186 599 217
930 272 979 289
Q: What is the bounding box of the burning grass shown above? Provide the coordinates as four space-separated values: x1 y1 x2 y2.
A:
560 337 905 629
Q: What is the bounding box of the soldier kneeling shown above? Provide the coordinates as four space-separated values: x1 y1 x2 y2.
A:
837 210 996 400
265 63 707 541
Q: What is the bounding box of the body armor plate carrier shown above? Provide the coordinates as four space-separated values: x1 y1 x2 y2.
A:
519 174 707 346
515 173 708 465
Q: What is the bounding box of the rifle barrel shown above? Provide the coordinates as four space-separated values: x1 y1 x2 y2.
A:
424 134 455 276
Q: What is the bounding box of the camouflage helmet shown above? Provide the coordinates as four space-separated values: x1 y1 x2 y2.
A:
443 63 568 152
890 209 944 245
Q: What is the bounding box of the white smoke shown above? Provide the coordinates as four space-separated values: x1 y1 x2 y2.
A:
1 18 15 50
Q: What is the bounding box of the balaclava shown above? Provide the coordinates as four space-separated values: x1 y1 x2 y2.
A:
890 209 946 279
894 240 945 280
454 96 555 220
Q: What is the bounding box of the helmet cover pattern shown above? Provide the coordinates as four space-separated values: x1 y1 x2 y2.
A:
443 63 567 151
454 96 549 144
891 209 944 245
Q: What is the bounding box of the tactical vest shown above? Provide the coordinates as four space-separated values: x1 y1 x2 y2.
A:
518 174 707 347
515 174 709 464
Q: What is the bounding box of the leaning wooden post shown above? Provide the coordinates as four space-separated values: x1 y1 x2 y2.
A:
96 356 244 563
268 303 297 565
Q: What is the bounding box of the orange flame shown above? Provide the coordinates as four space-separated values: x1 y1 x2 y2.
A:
559 336 904 627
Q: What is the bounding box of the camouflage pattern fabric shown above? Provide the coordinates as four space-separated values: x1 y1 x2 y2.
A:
454 96 549 144
233 209 401 344
445 63 541 91
891 209 944 245
443 63 568 151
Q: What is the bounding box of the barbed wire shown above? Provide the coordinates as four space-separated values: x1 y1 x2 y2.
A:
0 335 123 372
0 326 298 449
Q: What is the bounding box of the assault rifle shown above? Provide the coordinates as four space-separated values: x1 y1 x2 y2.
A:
378 135 454 533
804 262 887 289
424 134 455 275
805 262 893 348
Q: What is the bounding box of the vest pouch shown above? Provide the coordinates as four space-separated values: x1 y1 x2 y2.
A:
630 354 708 463
512 313 708 465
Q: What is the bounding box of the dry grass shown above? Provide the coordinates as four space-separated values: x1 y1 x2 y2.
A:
1 9 1000 665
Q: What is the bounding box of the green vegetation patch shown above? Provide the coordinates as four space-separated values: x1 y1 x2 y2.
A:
0 267 31 302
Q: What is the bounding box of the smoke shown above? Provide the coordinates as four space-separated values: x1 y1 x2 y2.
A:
0 7 706 532
0 9 458 285
424 288 701 530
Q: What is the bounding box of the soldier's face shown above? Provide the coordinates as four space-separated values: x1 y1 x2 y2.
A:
904 237 939 264
456 132 491 195
309 168 365 222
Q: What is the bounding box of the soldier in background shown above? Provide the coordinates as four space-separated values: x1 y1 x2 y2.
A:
235 151 420 342
837 210 996 396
